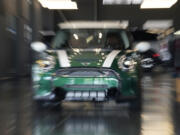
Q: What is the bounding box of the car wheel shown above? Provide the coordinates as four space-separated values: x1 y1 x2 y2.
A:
143 67 153 72
141 57 154 72
130 68 142 112
129 98 142 112
34 101 61 111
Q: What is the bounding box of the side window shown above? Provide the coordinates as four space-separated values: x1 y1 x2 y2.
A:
51 31 69 49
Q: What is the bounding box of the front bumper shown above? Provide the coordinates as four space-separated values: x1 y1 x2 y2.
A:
33 91 137 102
33 68 138 102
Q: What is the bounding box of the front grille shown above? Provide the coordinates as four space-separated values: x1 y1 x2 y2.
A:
63 84 108 90
56 68 119 78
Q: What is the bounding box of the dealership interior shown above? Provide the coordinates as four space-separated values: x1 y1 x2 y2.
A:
0 0 180 135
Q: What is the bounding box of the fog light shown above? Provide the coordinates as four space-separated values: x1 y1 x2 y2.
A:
66 92 74 97
98 92 105 98
82 92 89 98
75 92 81 97
90 92 97 97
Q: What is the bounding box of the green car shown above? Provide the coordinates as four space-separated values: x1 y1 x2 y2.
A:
31 22 142 110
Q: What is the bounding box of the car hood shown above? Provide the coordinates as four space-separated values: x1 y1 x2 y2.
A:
56 49 122 68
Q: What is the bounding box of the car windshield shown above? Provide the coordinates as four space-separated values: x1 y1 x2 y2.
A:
51 29 130 50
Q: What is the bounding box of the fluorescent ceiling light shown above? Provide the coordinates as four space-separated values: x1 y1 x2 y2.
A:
103 0 131 5
174 30 180 35
39 30 55 36
132 0 143 4
59 21 129 29
38 0 78 10
141 0 177 9
103 0 142 5
146 29 166 34
143 20 173 30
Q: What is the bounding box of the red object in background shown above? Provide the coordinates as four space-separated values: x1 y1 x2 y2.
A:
153 53 160 58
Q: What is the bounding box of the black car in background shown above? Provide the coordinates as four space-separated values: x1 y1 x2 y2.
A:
131 30 162 72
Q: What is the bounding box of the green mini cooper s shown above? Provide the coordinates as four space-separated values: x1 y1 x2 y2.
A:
31 21 142 109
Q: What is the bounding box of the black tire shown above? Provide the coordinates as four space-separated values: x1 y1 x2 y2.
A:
143 67 153 72
35 100 44 109
129 98 142 112
130 67 142 112
141 57 155 72
34 100 61 111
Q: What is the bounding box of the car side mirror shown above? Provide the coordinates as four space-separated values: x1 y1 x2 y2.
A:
134 42 151 52
31 41 47 52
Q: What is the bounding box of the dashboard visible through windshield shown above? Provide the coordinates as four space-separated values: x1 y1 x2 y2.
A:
51 29 130 50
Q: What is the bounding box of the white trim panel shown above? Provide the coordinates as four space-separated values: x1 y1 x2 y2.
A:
57 50 70 67
102 50 121 67
59 21 129 29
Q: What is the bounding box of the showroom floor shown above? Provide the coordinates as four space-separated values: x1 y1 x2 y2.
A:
0 71 179 135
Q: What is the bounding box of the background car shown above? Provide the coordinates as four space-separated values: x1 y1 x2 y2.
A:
135 41 162 72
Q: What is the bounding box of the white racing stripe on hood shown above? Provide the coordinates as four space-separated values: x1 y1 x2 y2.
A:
102 50 121 67
57 50 70 67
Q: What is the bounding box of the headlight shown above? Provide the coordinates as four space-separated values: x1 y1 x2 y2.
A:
36 56 55 71
118 55 137 71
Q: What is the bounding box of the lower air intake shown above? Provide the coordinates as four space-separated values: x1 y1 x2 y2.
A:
65 91 106 101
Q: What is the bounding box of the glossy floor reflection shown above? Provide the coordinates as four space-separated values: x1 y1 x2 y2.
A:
34 102 141 135
141 74 174 135
0 72 178 135
0 79 32 135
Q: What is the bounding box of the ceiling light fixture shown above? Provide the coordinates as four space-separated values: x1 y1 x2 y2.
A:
38 0 78 10
146 29 166 34
59 21 129 29
143 20 173 30
103 0 142 5
141 0 177 9
174 30 180 35
39 30 55 36
132 0 143 4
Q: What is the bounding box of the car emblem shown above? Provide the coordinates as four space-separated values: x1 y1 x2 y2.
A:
81 62 91 66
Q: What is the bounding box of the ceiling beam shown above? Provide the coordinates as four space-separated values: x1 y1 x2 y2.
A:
58 11 68 22
94 0 98 20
